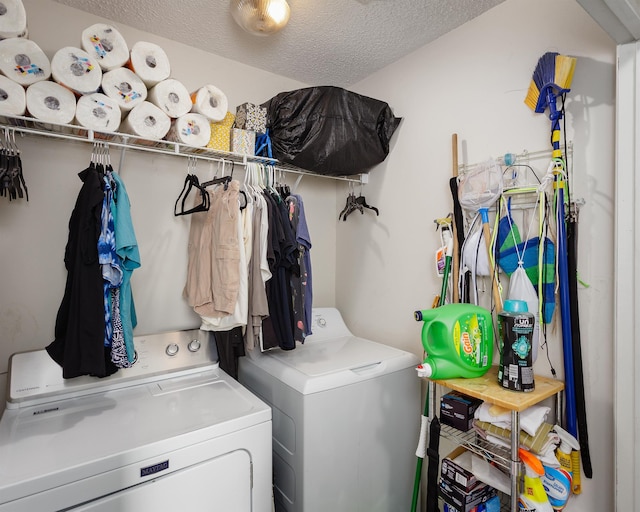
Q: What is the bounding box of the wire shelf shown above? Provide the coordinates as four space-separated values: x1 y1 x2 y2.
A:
439 423 512 472
0 114 365 183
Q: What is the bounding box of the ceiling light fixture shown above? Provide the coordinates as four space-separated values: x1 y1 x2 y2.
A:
231 0 291 36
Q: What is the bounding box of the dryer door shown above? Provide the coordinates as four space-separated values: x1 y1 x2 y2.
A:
72 449 252 511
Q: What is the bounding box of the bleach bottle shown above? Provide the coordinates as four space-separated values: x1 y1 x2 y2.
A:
414 303 493 379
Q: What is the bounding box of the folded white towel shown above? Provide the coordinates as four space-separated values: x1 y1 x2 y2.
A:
474 402 551 437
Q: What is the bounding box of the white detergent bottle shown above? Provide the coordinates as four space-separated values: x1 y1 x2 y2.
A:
518 448 554 512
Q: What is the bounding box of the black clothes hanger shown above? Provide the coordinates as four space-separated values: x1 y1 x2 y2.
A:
355 193 379 216
339 190 358 221
201 161 235 191
0 129 27 202
339 182 379 221
174 174 210 216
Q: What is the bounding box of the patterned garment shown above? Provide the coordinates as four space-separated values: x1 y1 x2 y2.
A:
110 288 132 368
98 172 122 347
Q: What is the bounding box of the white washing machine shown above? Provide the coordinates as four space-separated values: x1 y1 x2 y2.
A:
0 329 272 512
238 308 421 512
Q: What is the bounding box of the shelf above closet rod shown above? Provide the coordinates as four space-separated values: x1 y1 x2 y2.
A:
0 114 365 184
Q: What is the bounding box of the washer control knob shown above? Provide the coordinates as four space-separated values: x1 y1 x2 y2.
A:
166 343 179 356
188 339 201 352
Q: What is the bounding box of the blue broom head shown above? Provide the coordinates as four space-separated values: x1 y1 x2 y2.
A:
525 52 577 115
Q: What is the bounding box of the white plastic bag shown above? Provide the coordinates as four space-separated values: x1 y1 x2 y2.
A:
507 264 540 362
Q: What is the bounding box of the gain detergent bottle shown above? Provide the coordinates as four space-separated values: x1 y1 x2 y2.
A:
414 303 493 379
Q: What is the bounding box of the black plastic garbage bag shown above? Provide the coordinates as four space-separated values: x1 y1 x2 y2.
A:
262 86 401 176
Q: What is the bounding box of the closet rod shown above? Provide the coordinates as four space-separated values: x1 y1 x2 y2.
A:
458 141 573 174
0 115 365 184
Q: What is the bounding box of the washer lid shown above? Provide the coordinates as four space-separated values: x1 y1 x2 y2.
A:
248 335 419 394
0 367 271 506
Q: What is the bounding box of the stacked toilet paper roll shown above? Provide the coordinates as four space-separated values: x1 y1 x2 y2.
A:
101 67 147 112
0 74 25 116
165 113 211 147
190 84 228 122
26 81 76 125
81 23 129 72
127 41 170 88
122 101 170 140
0 0 27 39
0 37 50 86
148 78 191 118
51 46 102 96
75 92 121 132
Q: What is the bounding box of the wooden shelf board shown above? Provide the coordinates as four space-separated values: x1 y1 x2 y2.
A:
431 366 564 412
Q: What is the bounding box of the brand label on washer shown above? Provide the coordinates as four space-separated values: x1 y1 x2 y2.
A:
140 460 169 478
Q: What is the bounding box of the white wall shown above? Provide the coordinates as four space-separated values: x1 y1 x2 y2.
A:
342 0 615 510
0 0 343 403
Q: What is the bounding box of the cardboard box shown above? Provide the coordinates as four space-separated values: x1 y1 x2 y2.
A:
440 446 478 493
234 102 267 134
440 390 483 432
443 494 501 512
439 478 497 512
207 111 235 151
230 128 256 156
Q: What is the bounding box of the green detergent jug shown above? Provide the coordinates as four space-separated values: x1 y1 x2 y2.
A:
414 303 493 379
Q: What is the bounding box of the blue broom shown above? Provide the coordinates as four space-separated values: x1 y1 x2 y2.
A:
525 52 578 437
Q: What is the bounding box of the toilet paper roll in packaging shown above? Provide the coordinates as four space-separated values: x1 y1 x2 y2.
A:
148 78 191 118
26 80 76 125
75 92 121 133
190 85 228 122
81 23 129 71
0 38 50 86
127 41 170 88
122 100 170 141
207 111 235 152
166 113 211 147
51 46 102 96
0 0 27 39
0 74 25 116
101 67 147 112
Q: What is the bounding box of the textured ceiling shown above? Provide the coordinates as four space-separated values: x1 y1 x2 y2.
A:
52 0 505 87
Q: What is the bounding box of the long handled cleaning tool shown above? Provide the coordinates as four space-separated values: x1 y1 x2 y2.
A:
450 133 462 303
410 237 452 512
567 201 592 484
458 158 504 311
524 51 579 435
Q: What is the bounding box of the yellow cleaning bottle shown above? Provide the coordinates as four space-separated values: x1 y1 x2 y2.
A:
518 448 553 512
554 425 581 492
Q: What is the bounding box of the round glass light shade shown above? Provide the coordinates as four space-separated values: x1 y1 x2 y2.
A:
231 0 291 36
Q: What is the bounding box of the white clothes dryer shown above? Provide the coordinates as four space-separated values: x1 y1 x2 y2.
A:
0 329 273 512
239 308 421 512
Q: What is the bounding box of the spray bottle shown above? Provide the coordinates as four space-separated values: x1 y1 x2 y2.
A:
554 425 581 493
518 448 554 512
541 463 572 511
414 303 493 380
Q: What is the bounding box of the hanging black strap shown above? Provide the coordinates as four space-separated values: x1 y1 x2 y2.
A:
426 416 441 512
567 213 593 478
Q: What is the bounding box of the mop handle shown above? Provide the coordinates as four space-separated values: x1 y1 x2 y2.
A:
480 208 503 312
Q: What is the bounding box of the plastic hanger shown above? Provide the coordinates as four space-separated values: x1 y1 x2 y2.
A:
174 156 210 216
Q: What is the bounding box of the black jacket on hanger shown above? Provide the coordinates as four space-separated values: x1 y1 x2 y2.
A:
46 165 117 379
